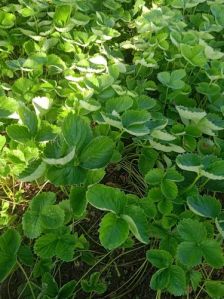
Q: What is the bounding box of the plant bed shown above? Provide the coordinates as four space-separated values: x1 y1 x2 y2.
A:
0 0 224 298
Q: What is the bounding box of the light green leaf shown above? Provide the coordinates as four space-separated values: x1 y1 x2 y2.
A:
180 44 207 67
99 213 129 250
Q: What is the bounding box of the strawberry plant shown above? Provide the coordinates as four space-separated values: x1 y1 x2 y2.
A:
0 0 224 298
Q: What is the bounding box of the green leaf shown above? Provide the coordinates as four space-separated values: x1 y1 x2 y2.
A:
177 218 207 243
145 168 164 185
41 205 65 229
22 192 56 238
69 186 87 217
176 153 201 172
32 96 52 116
62 113 92 149
205 280 224 299
180 44 207 67
58 280 77 299
176 106 206 123
187 195 221 218
47 165 87 186
80 136 114 169
99 213 129 250
18 105 38 136
105 96 133 113
87 184 126 214
122 110 150 128
6 124 32 143
43 148 76 165
121 205 149 244
146 249 173 269
177 242 202 267
190 271 202 291
18 245 34 267
19 160 46 182
81 272 107 294
201 240 224 268
150 268 170 291
0 229 21 282
34 227 76 261
161 180 178 200
201 160 224 180
166 265 186 296
165 168 184 182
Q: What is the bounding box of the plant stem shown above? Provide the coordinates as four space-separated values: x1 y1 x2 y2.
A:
156 290 161 299
17 261 36 299
181 174 201 194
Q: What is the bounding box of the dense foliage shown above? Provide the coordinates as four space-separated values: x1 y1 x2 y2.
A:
0 0 224 298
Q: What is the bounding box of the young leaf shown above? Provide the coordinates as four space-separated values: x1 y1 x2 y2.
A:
99 213 129 250
69 186 87 218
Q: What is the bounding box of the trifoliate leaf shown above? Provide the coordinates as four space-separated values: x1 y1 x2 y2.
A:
177 218 207 243
34 227 76 261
